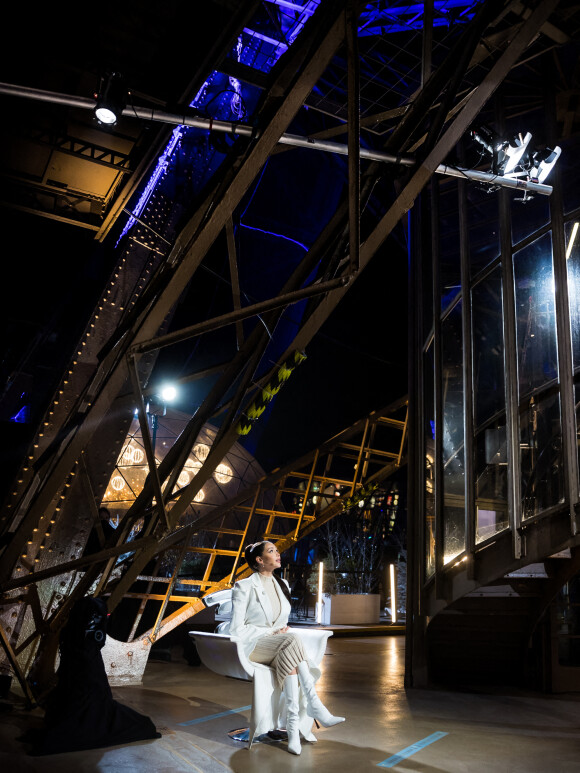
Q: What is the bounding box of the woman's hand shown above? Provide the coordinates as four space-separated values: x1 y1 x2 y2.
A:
273 625 290 635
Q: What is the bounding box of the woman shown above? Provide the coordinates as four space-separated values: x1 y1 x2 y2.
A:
228 540 344 755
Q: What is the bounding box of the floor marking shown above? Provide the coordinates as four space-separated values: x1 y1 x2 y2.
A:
378 731 449 768
178 705 251 726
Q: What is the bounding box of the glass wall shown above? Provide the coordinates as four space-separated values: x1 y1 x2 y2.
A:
513 233 564 517
472 269 508 542
418 148 576 587
468 188 500 278
513 234 559 397
441 303 465 563
424 345 435 578
439 189 461 312
566 220 580 484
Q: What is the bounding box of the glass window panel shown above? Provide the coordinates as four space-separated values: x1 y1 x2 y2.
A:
520 391 564 519
441 303 465 562
423 345 435 579
472 268 505 427
566 219 580 371
576 383 580 494
555 579 580 667
468 187 500 278
562 137 580 216
440 186 461 312
514 232 559 397
566 222 580 490
474 424 508 544
511 193 550 246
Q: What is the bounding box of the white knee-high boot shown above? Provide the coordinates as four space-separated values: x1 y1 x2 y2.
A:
297 662 345 727
284 674 301 755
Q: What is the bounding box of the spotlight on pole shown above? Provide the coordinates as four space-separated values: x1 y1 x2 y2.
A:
94 72 126 126
470 126 561 194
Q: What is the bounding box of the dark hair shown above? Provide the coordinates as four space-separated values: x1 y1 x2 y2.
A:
244 541 268 570
244 541 291 603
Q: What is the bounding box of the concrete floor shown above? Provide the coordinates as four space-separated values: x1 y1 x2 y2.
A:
2 634 580 772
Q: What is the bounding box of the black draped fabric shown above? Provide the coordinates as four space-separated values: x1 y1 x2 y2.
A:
29 597 161 756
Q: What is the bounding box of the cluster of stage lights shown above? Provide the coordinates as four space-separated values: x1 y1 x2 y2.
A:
471 126 561 191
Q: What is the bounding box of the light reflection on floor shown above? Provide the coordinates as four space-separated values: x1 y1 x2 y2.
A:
2 635 580 772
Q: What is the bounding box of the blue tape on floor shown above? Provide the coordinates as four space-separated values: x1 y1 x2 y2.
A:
378 731 449 768
178 705 252 726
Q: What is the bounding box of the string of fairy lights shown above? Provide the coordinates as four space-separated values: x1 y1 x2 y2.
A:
4 206 166 582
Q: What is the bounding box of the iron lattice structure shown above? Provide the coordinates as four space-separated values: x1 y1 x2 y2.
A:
0 0 579 698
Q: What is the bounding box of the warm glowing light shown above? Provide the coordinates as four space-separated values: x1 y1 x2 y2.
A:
178 471 190 487
122 445 135 463
389 564 397 624
186 458 202 474
194 489 205 503
316 561 324 624
566 222 579 260
214 463 233 484
121 444 145 465
193 443 210 462
111 475 125 491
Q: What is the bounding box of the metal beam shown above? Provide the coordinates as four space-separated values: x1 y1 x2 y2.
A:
269 0 562 375
130 275 349 356
0 1 347 584
0 81 554 196
225 218 244 349
346 0 361 274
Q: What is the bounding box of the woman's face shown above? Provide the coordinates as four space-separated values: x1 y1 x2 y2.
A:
256 542 281 573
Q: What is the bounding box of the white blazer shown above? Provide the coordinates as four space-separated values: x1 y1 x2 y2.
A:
224 572 321 744
228 572 292 661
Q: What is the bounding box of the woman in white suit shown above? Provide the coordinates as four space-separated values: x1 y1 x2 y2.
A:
229 541 344 755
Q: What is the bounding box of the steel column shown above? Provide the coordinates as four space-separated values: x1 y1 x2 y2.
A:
458 144 476 577
547 81 580 535
431 181 445 599
498 109 523 559
346 0 361 275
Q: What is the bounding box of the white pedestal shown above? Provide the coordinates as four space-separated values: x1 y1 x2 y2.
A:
315 594 381 625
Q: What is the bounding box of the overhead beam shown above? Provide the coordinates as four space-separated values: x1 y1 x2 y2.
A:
270 0 562 370
0 0 347 585
0 80 554 197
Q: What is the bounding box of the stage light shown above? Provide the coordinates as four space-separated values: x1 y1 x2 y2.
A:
531 145 562 183
159 384 178 403
471 126 562 191
502 132 532 176
94 72 126 125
